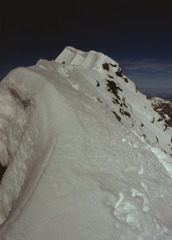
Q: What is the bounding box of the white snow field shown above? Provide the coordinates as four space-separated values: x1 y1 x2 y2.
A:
0 46 172 239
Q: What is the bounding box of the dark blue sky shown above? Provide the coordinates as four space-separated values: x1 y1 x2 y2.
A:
0 0 172 92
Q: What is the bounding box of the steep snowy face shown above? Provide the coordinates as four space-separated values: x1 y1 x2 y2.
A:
55 47 172 153
0 46 172 240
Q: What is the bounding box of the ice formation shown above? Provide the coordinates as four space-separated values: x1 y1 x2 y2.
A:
0 46 172 239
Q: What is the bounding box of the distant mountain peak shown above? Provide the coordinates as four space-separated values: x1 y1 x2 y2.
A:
151 97 172 127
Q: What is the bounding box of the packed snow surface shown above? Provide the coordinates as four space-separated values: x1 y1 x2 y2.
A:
0 46 172 239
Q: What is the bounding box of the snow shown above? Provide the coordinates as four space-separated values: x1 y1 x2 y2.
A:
0 46 172 239
150 97 169 107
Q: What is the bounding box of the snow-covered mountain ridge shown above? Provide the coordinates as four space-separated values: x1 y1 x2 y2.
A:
150 97 172 127
0 46 172 239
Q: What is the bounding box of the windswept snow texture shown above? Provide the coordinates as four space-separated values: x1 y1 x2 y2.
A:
0 46 172 239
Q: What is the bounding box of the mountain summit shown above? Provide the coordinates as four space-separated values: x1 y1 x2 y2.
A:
0 47 172 239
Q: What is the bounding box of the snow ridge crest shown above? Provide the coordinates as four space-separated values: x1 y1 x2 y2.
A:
0 46 172 239
55 46 118 72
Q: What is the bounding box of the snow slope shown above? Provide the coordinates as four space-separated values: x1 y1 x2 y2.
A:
0 46 172 239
